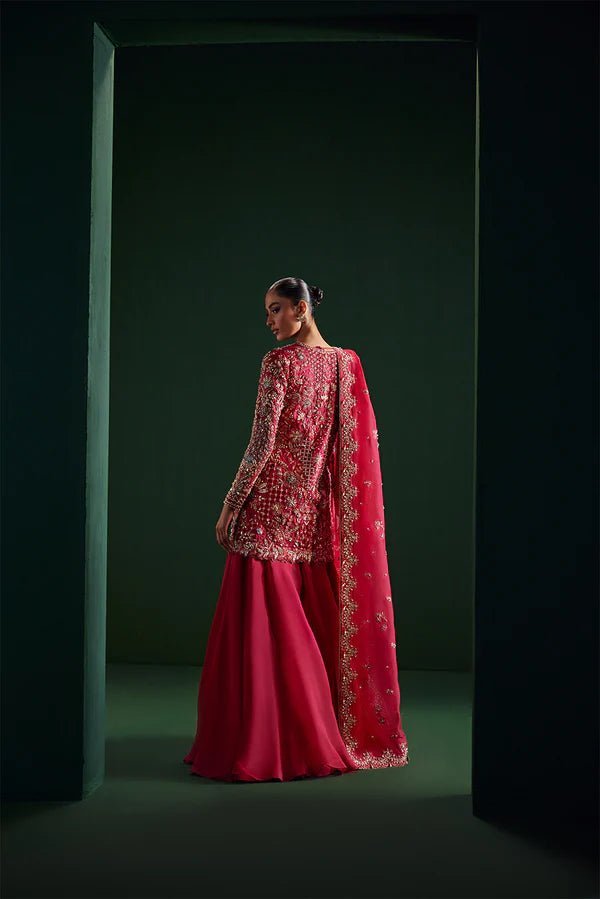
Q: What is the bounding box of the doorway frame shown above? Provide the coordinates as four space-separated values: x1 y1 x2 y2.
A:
86 13 480 797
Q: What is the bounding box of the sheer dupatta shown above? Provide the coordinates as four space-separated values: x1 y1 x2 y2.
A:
332 348 409 769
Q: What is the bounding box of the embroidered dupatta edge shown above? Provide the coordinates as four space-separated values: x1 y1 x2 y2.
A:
335 347 409 769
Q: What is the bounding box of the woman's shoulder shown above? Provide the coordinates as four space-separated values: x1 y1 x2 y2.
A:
259 345 294 373
261 345 292 363
337 346 360 361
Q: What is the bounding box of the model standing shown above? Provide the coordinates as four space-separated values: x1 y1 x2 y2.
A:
184 277 409 782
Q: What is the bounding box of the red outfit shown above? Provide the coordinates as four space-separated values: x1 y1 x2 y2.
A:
184 341 409 781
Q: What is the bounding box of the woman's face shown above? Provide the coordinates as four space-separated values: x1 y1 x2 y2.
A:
264 291 306 343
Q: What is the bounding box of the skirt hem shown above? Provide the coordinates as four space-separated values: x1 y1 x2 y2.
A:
183 755 359 783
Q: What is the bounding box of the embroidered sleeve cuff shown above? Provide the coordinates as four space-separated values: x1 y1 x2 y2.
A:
223 493 244 511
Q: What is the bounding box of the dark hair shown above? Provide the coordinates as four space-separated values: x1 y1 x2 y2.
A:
268 277 324 315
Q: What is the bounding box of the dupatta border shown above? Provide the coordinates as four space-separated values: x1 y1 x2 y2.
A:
336 349 360 754
336 348 409 769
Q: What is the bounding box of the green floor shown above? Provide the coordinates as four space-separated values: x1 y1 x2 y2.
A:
2 665 597 899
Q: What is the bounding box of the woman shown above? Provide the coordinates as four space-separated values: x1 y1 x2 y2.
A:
183 277 409 782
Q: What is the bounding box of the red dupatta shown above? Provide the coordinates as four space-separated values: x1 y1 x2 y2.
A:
332 348 409 769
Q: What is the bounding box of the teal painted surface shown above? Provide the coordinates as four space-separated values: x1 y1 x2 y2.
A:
82 24 115 800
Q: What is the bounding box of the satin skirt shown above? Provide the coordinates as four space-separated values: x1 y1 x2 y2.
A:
183 550 359 782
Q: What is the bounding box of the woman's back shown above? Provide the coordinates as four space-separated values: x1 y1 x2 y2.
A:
224 342 345 563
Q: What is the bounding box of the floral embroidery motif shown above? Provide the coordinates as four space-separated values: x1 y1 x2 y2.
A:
375 611 389 631
224 344 341 564
374 704 386 725
336 350 409 770
224 349 290 512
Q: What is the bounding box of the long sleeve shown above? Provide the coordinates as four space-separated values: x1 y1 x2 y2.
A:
223 349 289 511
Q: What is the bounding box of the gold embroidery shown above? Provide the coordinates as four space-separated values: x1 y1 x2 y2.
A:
336 349 409 769
224 349 290 511
375 611 388 630
225 344 341 564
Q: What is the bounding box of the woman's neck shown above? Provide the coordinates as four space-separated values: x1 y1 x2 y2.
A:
294 323 331 348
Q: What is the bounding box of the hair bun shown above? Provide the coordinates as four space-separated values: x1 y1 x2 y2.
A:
309 284 324 307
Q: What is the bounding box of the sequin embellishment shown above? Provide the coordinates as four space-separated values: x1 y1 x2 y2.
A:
224 344 340 563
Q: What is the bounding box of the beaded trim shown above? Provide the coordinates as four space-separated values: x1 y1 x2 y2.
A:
293 341 339 351
336 348 409 769
336 349 360 757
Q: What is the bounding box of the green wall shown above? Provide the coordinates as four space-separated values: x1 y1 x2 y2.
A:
107 39 476 670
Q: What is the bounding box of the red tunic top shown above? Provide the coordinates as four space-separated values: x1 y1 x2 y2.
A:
224 342 342 564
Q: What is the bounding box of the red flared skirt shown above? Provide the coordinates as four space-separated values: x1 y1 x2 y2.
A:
183 550 359 782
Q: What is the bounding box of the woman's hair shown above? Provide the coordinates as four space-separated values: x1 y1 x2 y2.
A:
268 277 324 316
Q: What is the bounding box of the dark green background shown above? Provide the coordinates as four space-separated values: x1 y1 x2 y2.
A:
108 40 476 669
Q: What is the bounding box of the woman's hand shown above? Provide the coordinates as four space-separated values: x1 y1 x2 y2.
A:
216 503 234 551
